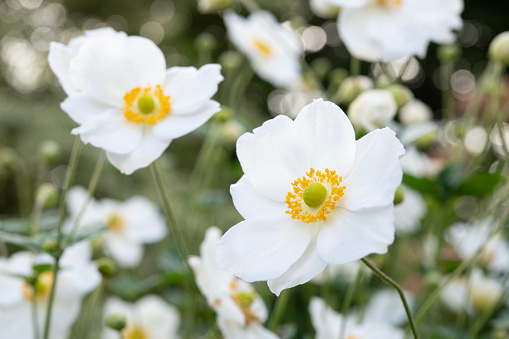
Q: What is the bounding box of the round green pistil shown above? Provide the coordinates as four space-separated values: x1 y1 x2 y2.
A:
303 183 327 208
138 94 155 114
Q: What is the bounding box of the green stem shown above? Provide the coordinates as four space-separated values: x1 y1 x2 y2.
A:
31 297 40 339
81 281 104 339
350 57 361 77
238 0 260 12
42 256 60 339
340 267 363 339
361 258 419 339
63 152 106 246
268 289 290 331
14 157 32 216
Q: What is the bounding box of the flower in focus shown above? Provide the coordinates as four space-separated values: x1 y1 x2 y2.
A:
0 242 100 339
309 297 405 339
217 99 404 295
189 227 279 339
49 28 223 174
223 11 303 89
322 0 463 61
103 295 180 339
66 186 167 268
348 89 397 132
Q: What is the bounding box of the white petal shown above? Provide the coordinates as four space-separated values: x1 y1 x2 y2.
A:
217 317 279 339
236 115 310 201
341 128 404 211
294 99 356 175
104 235 144 268
136 295 180 339
268 233 327 296
60 94 112 125
121 196 167 243
106 129 170 175
152 100 221 140
317 205 395 264
321 0 369 7
217 215 312 282
162 64 223 115
72 109 143 154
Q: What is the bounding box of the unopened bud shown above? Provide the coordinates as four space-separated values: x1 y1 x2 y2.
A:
97 258 116 278
221 120 246 143
35 184 59 209
489 32 509 66
386 84 414 109
337 76 374 105
42 238 61 258
214 107 233 123
393 186 404 205
105 312 127 331
399 99 433 126
197 0 234 13
310 58 332 80
424 271 442 288
195 32 217 52
0 147 17 170
329 68 349 86
437 44 461 62
38 140 62 165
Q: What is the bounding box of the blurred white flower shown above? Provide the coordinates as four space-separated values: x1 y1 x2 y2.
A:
312 261 371 285
348 89 397 132
66 186 167 268
310 0 341 19
0 242 100 339
399 121 439 146
309 297 405 339
399 99 433 126
103 295 180 339
445 218 509 273
394 185 427 234
49 28 223 174
188 227 279 339
322 0 463 61
223 11 303 89
364 289 415 326
217 99 404 295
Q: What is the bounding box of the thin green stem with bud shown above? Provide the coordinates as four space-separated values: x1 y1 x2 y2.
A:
361 258 419 339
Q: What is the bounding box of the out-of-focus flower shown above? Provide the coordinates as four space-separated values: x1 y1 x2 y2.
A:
399 121 439 148
312 261 371 285
348 89 397 132
49 28 223 174
399 146 439 178
394 185 427 234
489 32 509 66
445 218 509 273
322 0 463 61
217 99 404 295
310 0 341 19
66 186 167 268
490 123 509 158
189 227 279 339
223 11 303 89
336 76 374 105
198 0 234 13
103 295 180 339
399 99 433 126
386 84 413 109
364 289 415 326
309 297 405 339
0 242 100 339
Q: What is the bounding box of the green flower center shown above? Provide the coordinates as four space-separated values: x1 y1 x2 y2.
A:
236 291 255 309
138 94 155 114
303 182 327 208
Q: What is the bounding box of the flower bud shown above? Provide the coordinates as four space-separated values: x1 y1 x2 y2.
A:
42 238 61 258
393 186 404 205
220 120 246 143
38 140 62 165
386 84 413 109
337 76 374 105
348 89 397 132
329 68 349 87
0 147 17 170
437 44 461 62
97 258 116 278
218 51 243 72
194 32 217 52
399 99 433 126
310 57 332 80
35 184 59 209
105 312 127 331
489 32 509 66
197 0 234 13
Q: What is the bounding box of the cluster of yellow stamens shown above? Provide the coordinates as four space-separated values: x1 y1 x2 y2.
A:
230 280 260 324
122 326 149 339
123 85 171 125
285 168 345 223
106 213 125 233
253 39 272 56
23 271 54 301
376 0 403 9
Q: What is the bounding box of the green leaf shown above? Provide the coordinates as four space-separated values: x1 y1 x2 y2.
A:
457 172 503 197
64 224 106 245
402 174 438 194
33 264 53 274
0 231 43 251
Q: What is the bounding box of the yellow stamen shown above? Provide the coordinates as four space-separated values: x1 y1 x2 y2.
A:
285 168 345 223
122 326 149 339
253 39 272 56
376 0 402 9
107 213 125 233
23 271 55 301
123 85 171 125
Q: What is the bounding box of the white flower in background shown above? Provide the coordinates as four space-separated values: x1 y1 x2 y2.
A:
399 121 439 146
310 0 341 19
66 186 167 268
268 84 324 118
223 10 303 89
348 89 397 132
189 227 279 339
445 219 509 273
400 146 439 178
322 0 463 61
394 185 427 234
49 28 223 174
364 289 415 326
309 297 405 339
399 99 433 126
217 99 404 295
312 261 371 285
103 295 180 339
0 242 100 339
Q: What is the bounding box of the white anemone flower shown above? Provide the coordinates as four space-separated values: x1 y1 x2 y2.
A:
309 297 405 339
0 242 100 339
217 99 404 295
223 10 303 89
49 28 223 174
399 99 433 126
312 261 371 285
103 295 180 339
348 89 397 133
66 186 167 268
394 185 427 234
189 227 279 339
323 0 463 61
364 289 415 326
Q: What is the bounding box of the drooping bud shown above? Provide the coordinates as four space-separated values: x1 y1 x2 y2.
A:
386 84 414 109
393 186 404 205
218 51 243 72
437 44 461 63
194 32 217 53
0 147 17 170
105 312 127 331
42 238 61 258
38 140 62 165
489 32 509 66
35 184 59 209
337 76 374 105
97 258 116 278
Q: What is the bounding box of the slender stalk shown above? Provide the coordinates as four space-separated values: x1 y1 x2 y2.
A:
268 289 290 331
81 281 104 339
395 57 413 83
63 152 106 246
350 57 361 77
361 258 419 339
31 297 40 339
14 158 32 216
42 256 60 339
340 267 363 339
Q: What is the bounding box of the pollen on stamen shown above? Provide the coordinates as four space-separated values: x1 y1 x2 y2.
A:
285 168 345 223
123 85 171 125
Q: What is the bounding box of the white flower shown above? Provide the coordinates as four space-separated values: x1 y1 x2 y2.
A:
445 218 509 273
323 0 463 61
189 227 279 339
49 28 223 174
103 295 180 339
394 185 427 234
223 10 303 89
217 99 404 295
400 146 439 178
399 121 439 146
364 289 415 326
310 0 341 19
312 261 371 285
399 99 433 126
309 297 405 339
66 186 167 268
348 89 397 132
0 242 100 339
